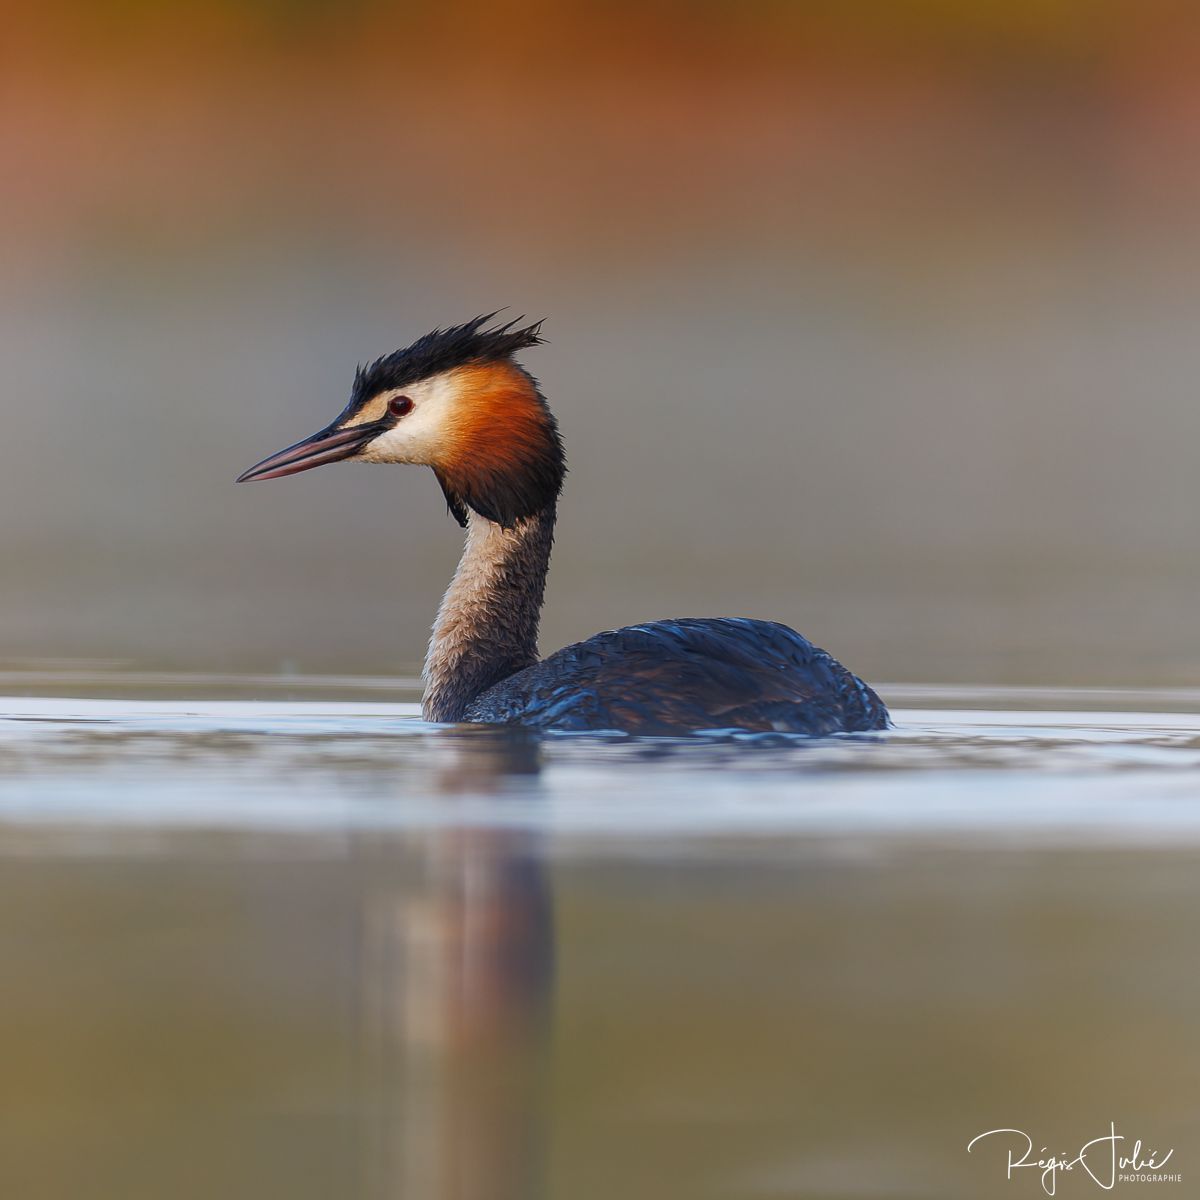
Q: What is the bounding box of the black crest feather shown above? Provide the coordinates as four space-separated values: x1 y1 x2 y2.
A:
340 312 561 529
348 312 545 410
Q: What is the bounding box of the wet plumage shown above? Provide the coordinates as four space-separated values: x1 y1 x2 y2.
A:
466 618 888 735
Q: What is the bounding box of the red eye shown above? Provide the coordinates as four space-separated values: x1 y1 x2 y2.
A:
388 395 413 418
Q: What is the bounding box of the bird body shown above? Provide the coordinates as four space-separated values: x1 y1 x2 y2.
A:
465 617 887 735
238 315 888 735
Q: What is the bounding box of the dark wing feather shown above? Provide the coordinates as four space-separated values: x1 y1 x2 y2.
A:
464 618 889 734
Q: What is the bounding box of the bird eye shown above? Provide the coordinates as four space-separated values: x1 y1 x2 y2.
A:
388 395 414 418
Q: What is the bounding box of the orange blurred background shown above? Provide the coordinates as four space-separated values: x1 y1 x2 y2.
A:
4 0 1200 684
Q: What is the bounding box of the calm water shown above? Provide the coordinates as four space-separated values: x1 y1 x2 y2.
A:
2 676 1198 1199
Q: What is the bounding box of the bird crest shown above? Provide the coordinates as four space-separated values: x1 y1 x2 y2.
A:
349 312 545 411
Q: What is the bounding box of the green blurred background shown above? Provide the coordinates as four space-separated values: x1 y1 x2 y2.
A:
5 0 1200 685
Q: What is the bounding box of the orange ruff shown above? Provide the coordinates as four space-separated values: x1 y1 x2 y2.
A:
434 362 556 494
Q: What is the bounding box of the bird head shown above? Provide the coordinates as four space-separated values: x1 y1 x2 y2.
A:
236 314 565 527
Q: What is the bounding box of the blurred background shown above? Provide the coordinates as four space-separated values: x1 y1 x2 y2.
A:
5 0 1200 686
7 10 1200 1200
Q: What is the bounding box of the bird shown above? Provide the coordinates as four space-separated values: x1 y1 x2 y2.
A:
237 314 889 735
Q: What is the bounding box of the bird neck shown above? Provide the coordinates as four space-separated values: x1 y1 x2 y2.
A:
422 505 556 722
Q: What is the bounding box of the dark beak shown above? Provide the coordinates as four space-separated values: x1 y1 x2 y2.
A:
236 421 384 482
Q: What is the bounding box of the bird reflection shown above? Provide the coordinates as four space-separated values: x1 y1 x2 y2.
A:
357 730 553 1200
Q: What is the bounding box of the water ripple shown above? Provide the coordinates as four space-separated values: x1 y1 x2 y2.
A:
0 689 1198 844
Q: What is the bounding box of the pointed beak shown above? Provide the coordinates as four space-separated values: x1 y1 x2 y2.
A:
235 421 384 482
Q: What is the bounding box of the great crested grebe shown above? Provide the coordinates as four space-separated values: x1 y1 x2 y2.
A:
237 315 889 735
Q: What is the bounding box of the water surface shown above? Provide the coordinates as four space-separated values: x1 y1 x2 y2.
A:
2 678 1197 1199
